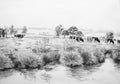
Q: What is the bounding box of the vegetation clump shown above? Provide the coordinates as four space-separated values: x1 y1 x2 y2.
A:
0 53 14 70
112 50 120 64
41 50 61 66
61 51 83 67
93 49 105 63
81 51 97 65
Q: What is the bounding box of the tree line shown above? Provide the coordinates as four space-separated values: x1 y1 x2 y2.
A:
55 24 114 40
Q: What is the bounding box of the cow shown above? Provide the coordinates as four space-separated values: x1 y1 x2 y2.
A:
106 38 114 44
92 37 100 43
76 37 84 42
69 35 76 39
69 35 84 42
69 36 72 39
14 34 25 39
117 40 120 44
86 36 100 43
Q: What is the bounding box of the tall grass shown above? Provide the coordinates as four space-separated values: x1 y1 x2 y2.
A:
63 39 77 51
32 37 51 54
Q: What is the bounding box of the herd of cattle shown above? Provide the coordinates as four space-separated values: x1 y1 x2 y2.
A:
0 28 25 39
0 27 120 45
69 35 120 44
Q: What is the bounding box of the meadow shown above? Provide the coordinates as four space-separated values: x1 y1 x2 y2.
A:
0 32 120 71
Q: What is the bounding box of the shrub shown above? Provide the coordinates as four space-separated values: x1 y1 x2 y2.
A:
61 51 83 67
81 51 97 65
41 50 61 65
93 49 105 63
11 50 43 69
0 54 14 70
112 50 120 63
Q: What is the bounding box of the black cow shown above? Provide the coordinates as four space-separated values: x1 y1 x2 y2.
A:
117 40 120 44
92 37 100 43
106 39 114 44
14 34 25 39
69 36 73 39
69 35 76 39
76 37 84 42
69 35 84 42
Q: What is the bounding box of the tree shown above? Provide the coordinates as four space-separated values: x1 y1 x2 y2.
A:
55 24 63 38
61 30 69 38
21 26 27 34
68 26 78 35
106 32 114 39
76 31 84 37
9 25 14 34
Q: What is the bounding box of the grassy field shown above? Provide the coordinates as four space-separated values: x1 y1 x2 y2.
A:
0 35 120 70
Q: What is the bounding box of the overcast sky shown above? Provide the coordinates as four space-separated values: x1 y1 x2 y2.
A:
0 0 120 32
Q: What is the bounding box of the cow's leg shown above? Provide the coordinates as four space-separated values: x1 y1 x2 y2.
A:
97 39 100 43
112 40 114 44
3 33 5 38
80 38 84 42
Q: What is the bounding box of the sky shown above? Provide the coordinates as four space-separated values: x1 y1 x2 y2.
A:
0 0 120 32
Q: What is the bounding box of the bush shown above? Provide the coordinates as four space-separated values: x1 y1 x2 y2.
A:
41 50 61 65
11 50 43 69
112 50 120 63
81 51 97 65
61 51 83 67
93 49 105 63
0 54 14 70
